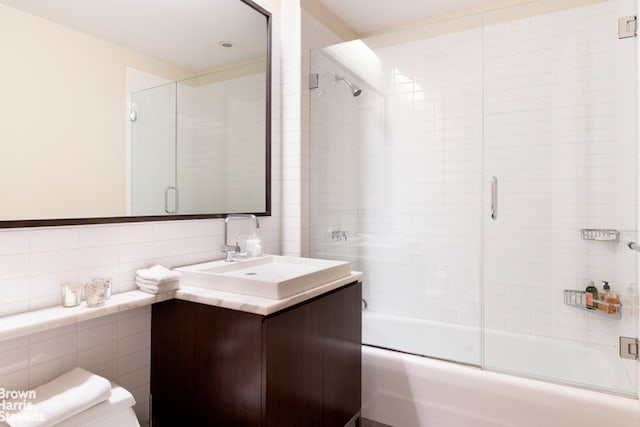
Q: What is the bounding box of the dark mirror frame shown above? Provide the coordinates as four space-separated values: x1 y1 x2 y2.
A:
0 0 271 229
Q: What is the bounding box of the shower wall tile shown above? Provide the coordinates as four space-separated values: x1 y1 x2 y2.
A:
361 25 483 327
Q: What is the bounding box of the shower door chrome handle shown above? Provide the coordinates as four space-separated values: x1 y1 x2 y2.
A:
164 186 178 214
164 186 173 214
491 176 498 220
174 186 179 214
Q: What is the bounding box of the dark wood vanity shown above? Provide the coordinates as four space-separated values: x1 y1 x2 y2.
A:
150 281 362 426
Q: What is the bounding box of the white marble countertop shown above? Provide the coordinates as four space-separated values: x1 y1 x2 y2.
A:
0 290 175 342
0 271 362 342
176 271 362 316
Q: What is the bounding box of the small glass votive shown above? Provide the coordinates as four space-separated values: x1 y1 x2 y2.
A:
92 277 112 300
60 282 83 307
85 279 108 308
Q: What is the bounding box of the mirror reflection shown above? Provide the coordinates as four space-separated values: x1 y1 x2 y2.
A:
131 68 266 216
0 0 269 224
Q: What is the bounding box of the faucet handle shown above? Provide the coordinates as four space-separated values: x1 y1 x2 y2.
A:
220 244 240 262
221 243 240 253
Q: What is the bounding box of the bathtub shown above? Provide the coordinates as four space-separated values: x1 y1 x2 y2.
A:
362 311 640 427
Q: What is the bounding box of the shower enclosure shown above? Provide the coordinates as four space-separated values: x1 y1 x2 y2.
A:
310 0 639 397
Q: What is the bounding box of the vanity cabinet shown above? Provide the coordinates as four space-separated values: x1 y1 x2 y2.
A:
150 281 362 426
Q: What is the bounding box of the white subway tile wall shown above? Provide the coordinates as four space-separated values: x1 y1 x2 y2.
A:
280 0 304 256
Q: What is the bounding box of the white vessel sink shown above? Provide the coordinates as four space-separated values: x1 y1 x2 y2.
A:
175 255 351 299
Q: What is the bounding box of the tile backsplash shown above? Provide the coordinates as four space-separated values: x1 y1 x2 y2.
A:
0 219 276 318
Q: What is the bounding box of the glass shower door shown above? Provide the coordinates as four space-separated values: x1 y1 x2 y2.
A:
482 0 638 396
310 14 485 367
130 82 177 215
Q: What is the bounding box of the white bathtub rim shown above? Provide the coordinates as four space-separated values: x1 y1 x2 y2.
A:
362 345 640 415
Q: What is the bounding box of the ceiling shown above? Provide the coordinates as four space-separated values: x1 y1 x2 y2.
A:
0 0 495 70
318 0 493 34
0 0 268 72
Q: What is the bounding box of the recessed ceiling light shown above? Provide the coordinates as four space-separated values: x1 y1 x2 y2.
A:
219 41 233 48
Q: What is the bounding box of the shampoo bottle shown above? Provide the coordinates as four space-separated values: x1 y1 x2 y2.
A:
585 281 598 310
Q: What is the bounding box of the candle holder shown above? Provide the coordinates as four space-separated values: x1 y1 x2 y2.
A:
85 279 108 308
60 282 83 307
91 277 112 300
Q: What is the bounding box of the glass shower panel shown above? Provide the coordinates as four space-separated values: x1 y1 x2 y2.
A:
482 0 638 396
131 82 177 215
310 14 484 366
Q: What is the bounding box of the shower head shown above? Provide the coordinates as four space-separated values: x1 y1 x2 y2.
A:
335 75 362 97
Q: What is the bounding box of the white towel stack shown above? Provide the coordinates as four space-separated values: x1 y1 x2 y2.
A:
135 265 181 294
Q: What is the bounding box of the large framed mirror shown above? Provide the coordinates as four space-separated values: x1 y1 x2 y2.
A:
0 0 271 227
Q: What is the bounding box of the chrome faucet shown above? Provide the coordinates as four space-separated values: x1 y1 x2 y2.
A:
221 214 260 262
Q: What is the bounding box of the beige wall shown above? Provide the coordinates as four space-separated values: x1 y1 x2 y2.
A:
0 4 191 221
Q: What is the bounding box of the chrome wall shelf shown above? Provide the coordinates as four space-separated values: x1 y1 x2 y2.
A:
580 229 620 242
563 289 622 319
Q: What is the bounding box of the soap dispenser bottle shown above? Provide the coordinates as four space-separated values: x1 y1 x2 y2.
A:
599 281 618 314
245 232 263 258
585 281 598 310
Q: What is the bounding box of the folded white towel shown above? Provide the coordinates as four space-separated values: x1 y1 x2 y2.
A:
135 278 179 289
136 265 181 284
134 277 177 286
5 367 111 427
137 285 178 295
136 280 179 294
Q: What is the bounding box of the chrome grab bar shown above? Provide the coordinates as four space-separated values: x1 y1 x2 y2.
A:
491 176 498 220
628 241 640 253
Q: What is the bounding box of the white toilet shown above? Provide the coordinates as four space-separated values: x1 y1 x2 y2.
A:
0 370 140 427
56 383 140 427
